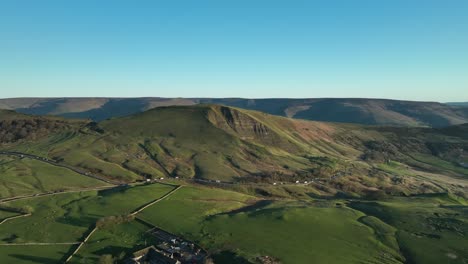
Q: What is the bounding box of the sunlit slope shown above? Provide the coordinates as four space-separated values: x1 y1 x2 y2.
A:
0 156 106 198
2 105 467 197
97 105 354 181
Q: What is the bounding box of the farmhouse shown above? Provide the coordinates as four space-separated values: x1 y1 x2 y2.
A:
126 246 181 264
151 228 207 263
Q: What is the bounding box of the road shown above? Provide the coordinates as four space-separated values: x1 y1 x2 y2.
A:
1 151 329 189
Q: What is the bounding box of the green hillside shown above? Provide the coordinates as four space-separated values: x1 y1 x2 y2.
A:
0 105 467 264
0 156 106 198
2 105 467 198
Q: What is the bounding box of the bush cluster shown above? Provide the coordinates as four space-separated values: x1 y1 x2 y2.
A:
96 214 135 229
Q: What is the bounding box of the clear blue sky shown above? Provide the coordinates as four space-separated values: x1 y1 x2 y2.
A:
1 0 467 101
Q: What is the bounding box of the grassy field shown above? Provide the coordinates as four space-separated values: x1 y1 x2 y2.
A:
203 202 403 264
139 185 404 264
139 185 255 239
0 209 20 221
71 220 158 263
0 182 466 264
0 245 73 264
0 156 107 198
350 194 468 264
0 183 175 244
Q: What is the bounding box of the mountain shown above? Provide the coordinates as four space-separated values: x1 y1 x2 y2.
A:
2 105 467 198
1 97 467 127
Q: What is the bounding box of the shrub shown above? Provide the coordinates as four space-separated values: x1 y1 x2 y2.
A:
99 254 114 264
96 214 135 229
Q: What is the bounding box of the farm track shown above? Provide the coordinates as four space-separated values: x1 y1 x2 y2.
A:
131 185 183 215
64 184 183 262
0 213 31 225
0 186 115 204
64 226 98 263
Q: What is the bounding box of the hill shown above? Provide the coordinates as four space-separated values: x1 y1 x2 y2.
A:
1 105 467 198
447 102 468 106
1 97 467 127
1 105 467 264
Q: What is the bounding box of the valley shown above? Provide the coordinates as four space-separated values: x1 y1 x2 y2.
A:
0 105 467 263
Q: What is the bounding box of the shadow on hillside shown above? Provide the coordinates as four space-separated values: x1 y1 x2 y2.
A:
206 200 274 221
55 214 98 228
8 254 59 264
223 200 273 215
97 185 131 196
211 251 253 264
92 245 130 256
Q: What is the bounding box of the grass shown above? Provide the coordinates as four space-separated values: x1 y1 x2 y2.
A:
3 105 466 198
1 105 467 263
1 105 357 183
0 156 106 198
410 153 468 176
0 209 20 221
78 183 175 218
377 161 413 176
139 185 403 264
0 182 466 264
0 245 72 264
0 192 100 243
71 220 157 263
349 194 468 264
202 202 402 264
139 185 254 239
0 183 175 243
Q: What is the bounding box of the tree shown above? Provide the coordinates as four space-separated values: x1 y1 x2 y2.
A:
20 205 34 214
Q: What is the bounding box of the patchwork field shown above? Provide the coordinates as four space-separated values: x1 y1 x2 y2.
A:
0 182 176 263
139 186 405 264
0 180 466 263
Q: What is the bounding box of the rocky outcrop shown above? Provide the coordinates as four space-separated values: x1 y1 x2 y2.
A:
206 106 298 151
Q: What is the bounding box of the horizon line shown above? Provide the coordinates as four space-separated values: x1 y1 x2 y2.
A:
0 96 465 104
